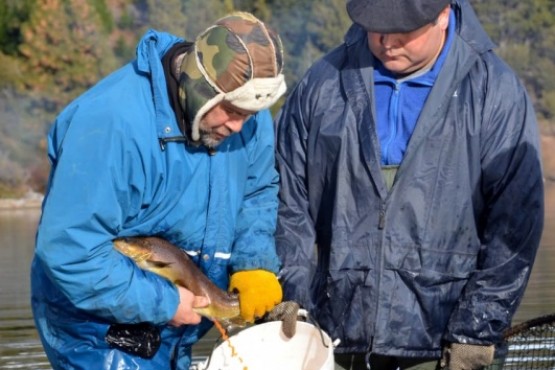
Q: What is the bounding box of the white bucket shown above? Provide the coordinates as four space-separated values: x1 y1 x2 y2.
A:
198 320 335 370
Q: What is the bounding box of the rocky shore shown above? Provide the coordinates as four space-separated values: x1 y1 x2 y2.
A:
0 191 43 210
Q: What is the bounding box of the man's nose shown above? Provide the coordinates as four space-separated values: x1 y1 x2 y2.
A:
380 33 398 48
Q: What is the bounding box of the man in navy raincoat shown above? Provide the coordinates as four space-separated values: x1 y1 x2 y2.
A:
274 0 544 369
31 12 286 370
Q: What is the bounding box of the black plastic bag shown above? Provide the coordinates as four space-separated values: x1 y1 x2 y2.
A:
105 322 161 359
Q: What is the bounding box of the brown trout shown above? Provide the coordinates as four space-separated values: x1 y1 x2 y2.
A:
113 236 244 326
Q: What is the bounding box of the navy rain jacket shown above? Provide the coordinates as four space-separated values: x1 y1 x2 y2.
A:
275 0 544 358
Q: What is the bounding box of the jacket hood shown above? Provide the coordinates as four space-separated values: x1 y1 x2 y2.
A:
136 29 184 75
135 30 186 141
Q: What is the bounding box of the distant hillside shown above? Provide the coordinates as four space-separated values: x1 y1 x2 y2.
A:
0 0 554 196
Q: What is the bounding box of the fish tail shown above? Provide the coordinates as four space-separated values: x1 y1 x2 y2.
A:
193 305 242 321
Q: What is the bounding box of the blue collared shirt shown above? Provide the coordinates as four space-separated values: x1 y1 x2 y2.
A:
374 11 456 165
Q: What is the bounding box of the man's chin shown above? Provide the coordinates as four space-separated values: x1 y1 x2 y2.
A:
200 135 224 149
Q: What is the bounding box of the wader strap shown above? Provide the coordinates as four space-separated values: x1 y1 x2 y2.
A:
381 165 399 192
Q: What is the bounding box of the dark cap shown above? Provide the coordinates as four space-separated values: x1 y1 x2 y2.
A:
347 0 451 33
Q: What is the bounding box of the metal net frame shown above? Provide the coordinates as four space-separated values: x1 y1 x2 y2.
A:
485 313 555 369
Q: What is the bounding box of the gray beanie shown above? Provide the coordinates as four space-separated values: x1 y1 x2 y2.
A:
347 0 451 33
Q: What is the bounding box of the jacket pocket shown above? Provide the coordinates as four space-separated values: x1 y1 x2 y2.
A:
378 246 477 350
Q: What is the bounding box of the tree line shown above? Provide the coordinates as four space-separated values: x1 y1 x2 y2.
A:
0 0 554 197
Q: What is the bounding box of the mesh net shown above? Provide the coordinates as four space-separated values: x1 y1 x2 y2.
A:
484 314 555 370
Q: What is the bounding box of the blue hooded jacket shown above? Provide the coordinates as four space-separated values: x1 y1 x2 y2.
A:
275 0 543 358
31 29 280 370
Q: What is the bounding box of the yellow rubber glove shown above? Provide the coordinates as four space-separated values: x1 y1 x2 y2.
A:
229 270 283 323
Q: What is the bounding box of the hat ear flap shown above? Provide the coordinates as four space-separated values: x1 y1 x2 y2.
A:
178 49 221 142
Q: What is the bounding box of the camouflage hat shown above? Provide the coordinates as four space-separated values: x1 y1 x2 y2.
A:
179 12 286 141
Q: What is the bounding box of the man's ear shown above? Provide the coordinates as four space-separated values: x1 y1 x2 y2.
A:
438 6 451 30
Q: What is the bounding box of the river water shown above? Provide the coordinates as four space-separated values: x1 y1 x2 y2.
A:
1 184 554 369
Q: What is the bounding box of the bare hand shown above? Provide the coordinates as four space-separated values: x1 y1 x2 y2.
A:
168 286 209 326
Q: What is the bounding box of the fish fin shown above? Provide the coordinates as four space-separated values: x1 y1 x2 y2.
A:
135 252 154 263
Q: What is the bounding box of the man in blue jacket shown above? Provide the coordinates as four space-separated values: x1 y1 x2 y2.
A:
274 0 544 369
31 12 286 370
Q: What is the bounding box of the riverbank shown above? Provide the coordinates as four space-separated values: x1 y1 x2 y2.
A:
0 191 43 210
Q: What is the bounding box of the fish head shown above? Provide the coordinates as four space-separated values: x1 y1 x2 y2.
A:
114 237 185 285
113 238 154 264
